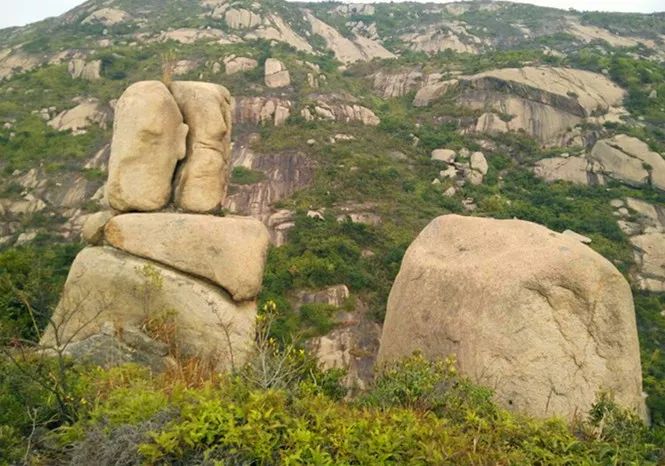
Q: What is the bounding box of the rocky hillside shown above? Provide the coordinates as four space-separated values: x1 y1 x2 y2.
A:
1 0 665 459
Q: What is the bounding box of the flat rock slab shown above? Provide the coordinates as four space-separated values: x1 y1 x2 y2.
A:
105 213 270 301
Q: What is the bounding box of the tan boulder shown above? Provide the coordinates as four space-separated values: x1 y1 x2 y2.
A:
48 99 111 133
169 81 232 212
41 247 256 371
590 139 650 187
104 213 270 301
534 156 596 185
378 214 646 421
630 233 665 292
224 56 258 75
590 135 665 191
106 81 188 212
431 149 456 163
264 58 290 88
225 8 262 29
470 151 488 175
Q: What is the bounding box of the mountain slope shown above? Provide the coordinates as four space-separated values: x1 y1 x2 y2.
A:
1 0 665 431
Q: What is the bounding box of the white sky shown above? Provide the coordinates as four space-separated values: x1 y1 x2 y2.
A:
0 0 663 29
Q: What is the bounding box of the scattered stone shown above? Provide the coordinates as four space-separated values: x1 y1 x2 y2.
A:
264 58 290 88
48 99 111 133
470 151 488 175
82 210 116 245
431 149 456 163
68 59 102 80
224 55 258 75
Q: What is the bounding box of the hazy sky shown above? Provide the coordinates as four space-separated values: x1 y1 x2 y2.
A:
0 0 663 29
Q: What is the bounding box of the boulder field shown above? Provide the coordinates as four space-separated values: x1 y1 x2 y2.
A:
42 81 269 371
378 215 647 421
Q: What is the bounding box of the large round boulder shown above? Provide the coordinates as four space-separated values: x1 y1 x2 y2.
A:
106 81 188 212
377 214 646 421
41 247 255 371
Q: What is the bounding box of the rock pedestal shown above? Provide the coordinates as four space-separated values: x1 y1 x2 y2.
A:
44 81 267 371
377 214 646 421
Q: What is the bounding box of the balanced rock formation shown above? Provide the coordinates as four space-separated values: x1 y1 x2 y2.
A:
106 81 188 212
170 82 232 212
378 215 646 421
43 81 268 372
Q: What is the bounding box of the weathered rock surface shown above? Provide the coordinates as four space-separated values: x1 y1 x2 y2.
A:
245 15 313 53
106 81 188 212
82 210 115 245
81 8 131 26
0 49 42 80
613 198 665 292
400 22 484 54
224 55 258 74
378 215 646 421
534 156 598 185
224 143 315 225
48 99 111 133
104 214 270 301
535 135 665 191
306 12 395 63
373 70 429 98
234 97 292 126
264 58 290 88
225 8 262 29
298 285 350 307
301 98 380 126
415 67 625 144
169 81 232 212
41 247 255 370
68 59 102 80
431 149 456 163
590 135 665 191
159 28 230 44
302 288 381 393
